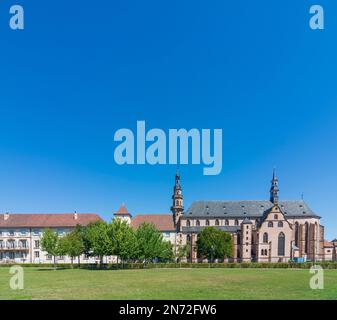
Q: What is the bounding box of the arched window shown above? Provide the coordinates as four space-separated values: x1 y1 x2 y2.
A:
278 221 283 228
295 222 299 247
264 249 268 256
215 219 219 226
235 219 239 226
278 232 285 256
304 222 309 254
206 220 210 226
274 214 278 220
225 219 229 226
196 220 200 227
186 220 190 227
263 232 268 243
261 249 264 256
268 221 273 228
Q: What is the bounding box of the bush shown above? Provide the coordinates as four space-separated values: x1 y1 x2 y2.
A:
1 261 337 269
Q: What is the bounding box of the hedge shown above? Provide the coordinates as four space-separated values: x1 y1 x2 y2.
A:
1 262 337 269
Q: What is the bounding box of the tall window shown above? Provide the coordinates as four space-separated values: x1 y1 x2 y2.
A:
268 222 273 228
295 222 299 247
304 222 309 254
186 220 190 227
196 220 200 227
278 232 285 256
215 219 219 226
34 240 40 249
225 219 229 226
235 219 239 226
206 220 210 226
263 232 268 243
278 221 283 228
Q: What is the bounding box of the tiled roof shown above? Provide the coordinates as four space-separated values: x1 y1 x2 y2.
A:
131 214 175 231
324 241 334 248
0 213 102 228
115 204 131 216
184 200 319 218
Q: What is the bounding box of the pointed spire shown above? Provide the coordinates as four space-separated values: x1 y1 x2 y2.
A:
115 204 132 217
270 168 279 204
171 170 184 226
174 169 181 191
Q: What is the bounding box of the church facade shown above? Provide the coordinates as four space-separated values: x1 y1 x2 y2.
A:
170 171 326 263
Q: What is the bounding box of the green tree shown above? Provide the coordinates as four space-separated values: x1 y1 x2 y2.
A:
58 228 85 266
175 244 190 264
196 227 232 263
158 240 174 262
41 228 59 268
108 218 138 267
84 221 111 264
136 223 173 264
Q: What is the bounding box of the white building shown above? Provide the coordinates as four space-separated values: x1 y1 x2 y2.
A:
0 213 101 264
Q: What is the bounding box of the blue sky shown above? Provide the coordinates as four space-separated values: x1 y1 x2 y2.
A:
1 1 337 238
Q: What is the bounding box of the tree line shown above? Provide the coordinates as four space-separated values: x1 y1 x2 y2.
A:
41 219 177 267
41 219 233 267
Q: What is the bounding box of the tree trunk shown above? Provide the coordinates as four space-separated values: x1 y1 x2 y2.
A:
53 256 56 270
78 256 80 268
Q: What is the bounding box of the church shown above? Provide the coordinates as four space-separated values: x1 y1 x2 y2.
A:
122 171 334 263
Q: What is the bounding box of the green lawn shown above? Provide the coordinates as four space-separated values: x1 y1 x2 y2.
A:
0 267 336 300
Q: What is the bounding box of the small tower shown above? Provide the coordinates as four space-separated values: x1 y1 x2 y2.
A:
270 168 279 205
241 218 253 262
171 171 184 226
114 203 132 225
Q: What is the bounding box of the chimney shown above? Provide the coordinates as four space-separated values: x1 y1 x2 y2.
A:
4 212 9 220
74 212 78 220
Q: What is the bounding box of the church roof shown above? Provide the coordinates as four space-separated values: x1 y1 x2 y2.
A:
184 200 319 218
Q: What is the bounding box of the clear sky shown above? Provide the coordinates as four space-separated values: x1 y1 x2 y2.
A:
1 1 337 238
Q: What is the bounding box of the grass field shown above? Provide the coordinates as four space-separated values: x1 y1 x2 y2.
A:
0 267 336 300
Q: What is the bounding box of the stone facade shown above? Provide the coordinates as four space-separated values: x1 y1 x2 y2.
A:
171 171 331 263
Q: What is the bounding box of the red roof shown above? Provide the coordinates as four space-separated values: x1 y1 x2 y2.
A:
131 214 175 231
324 241 334 248
115 204 131 216
0 213 102 228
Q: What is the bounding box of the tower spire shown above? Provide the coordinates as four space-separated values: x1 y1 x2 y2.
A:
270 168 279 205
171 170 184 226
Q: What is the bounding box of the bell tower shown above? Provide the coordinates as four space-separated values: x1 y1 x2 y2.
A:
171 171 184 226
270 168 279 205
